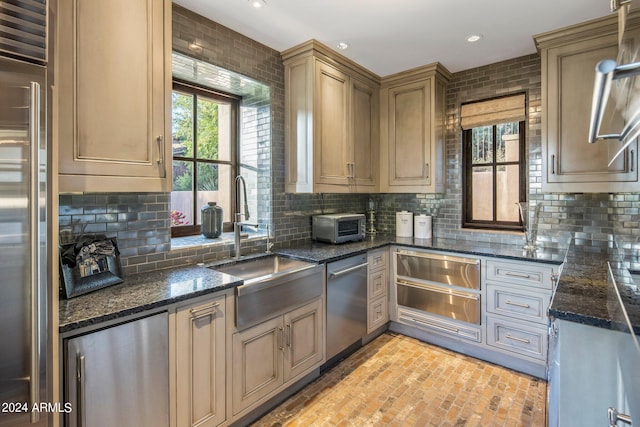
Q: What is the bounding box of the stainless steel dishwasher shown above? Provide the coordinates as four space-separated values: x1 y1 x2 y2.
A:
326 254 368 361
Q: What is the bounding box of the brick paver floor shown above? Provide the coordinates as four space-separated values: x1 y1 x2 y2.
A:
253 332 546 427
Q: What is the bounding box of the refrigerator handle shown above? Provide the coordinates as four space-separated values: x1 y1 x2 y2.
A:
29 81 41 424
76 354 86 427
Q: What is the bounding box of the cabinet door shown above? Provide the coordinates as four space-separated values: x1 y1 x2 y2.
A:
283 299 324 382
57 0 170 191
351 77 378 191
65 314 169 427
385 79 432 189
232 316 283 415
176 296 226 427
368 295 388 334
314 61 350 186
544 34 638 191
368 268 388 301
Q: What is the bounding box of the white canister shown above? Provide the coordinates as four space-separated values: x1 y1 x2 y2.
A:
396 211 413 237
414 215 432 239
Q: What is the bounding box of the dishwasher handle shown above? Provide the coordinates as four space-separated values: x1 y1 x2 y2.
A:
329 262 368 278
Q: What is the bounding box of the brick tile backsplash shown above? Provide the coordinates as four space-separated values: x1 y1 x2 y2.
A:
59 8 640 276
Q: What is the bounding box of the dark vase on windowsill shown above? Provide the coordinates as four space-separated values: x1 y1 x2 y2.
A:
202 202 223 238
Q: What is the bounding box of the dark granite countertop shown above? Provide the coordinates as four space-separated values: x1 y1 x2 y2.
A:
276 233 569 265
59 232 571 334
59 264 242 334
549 239 640 335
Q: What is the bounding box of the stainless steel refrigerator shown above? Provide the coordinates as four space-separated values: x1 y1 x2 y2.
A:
0 1 50 426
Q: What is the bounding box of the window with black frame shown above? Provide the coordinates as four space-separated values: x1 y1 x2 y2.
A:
171 81 240 237
461 94 526 231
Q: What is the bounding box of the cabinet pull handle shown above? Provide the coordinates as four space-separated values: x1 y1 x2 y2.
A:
346 162 354 178
505 334 531 344
189 302 220 319
77 354 86 427
425 163 430 179
551 154 556 174
631 149 635 172
505 271 531 279
156 135 164 165
505 300 531 309
286 323 292 348
278 326 284 351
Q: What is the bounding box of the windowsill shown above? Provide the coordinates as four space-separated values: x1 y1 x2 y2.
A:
171 229 268 251
460 227 524 236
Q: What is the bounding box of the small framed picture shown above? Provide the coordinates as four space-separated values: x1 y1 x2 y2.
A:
59 236 124 299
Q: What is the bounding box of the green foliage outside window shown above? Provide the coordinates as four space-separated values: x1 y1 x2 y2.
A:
172 92 220 192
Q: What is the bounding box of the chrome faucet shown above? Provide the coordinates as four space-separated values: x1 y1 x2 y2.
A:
234 175 257 259
265 223 273 254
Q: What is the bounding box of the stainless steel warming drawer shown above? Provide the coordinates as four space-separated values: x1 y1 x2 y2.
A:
395 250 481 325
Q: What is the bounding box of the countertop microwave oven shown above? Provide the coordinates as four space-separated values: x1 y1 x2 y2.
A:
312 213 365 244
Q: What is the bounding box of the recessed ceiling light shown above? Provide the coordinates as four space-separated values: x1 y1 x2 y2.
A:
248 0 267 8
336 42 350 50
466 34 483 43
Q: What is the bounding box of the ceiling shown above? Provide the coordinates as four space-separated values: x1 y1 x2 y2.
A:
174 0 614 76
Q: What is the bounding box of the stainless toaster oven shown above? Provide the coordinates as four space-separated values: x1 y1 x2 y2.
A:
312 213 365 244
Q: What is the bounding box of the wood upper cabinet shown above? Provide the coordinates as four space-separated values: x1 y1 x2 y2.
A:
283 40 379 193
56 0 172 192
536 15 639 192
175 294 227 427
314 61 350 187
379 64 450 193
351 77 378 189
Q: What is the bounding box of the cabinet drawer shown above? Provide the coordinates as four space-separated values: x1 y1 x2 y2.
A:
368 268 388 300
368 249 388 272
486 316 548 361
486 259 555 290
486 284 550 324
397 306 481 343
368 295 388 333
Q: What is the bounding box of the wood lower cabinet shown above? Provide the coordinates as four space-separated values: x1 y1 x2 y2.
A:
484 259 557 367
536 15 640 192
283 40 379 193
231 316 282 415
56 0 172 192
367 249 389 334
175 294 227 427
379 64 450 193
231 298 323 416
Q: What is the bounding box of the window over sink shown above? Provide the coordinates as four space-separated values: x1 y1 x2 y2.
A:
461 94 526 231
171 81 239 236
170 52 272 242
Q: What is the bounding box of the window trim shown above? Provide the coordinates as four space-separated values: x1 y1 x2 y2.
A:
171 79 241 237
462 120 526 231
